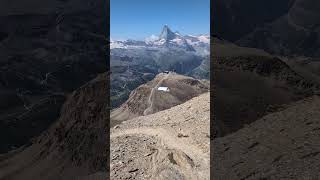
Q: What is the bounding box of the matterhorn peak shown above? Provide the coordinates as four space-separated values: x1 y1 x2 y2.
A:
159 25 177 41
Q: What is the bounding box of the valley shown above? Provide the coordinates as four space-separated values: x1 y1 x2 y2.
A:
110 25 210 108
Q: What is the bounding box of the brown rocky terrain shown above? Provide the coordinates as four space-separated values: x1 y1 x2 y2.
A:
213 33 320 179
212 1 320 178
0 73 108 180
111 92 210 180
213 95 320 179
111 72 209 127
213 39 320 136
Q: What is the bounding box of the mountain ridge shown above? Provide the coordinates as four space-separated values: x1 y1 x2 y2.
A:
111 72 209 126
111 25 209 54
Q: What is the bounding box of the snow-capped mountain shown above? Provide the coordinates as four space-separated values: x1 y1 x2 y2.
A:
110 25 210 56
184 34 210 55
159 25 178 41
110 39 147 49
146 25 196 51
184 34 210 45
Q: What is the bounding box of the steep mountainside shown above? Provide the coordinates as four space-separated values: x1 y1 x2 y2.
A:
212 1 320 179
111 72 209 127
213 39 320 136
0 0 107 153
189 55 210 79
238 0 320 57
0 73 108 180
213 0 294 41
213 95 320 179
213 0 320 57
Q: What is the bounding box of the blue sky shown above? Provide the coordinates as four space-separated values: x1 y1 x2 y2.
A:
111 0 210 40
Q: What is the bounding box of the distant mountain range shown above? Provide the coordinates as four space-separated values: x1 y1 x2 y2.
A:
111 25 210 56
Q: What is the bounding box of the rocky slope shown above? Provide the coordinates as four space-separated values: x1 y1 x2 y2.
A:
0 73 108 180
189 55 210 80
213 35 320 178
213 39 320 136
237 0 320 57
0 0 107 153
111 72 209 127
213 0 320 57
111 92 210 180
213 0 294 41
213 95 320 179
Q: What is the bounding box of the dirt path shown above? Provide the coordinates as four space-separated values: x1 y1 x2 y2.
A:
111 93 210 179
143 73 170 116
111 127 210 179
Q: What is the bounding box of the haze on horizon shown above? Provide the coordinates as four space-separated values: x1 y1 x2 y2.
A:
111 0 210 40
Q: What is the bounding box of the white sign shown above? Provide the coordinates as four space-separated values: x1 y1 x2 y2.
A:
157 87 170 92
